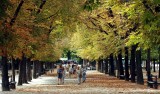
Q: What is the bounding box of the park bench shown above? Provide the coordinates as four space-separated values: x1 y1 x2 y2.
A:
9 81 16 89
0 75 16 89
119 75 136 81
147 75 160 89
119 75 125 79
8 75 16 89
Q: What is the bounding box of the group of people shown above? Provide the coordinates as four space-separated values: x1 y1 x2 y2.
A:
57 64 86 85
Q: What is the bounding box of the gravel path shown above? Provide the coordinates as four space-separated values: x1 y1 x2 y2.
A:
1 70 160 94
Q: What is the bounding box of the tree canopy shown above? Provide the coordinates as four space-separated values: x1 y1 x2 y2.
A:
0 0 160 61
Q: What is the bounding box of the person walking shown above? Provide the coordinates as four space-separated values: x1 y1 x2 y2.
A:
82 66 87 83
57 64 63 85
76 66 82 85
69 64 73 78
62 66 66 84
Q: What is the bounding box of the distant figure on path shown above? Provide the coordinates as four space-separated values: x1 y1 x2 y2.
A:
76 66 82 85
82 65 87 82
62 66 66 84
69 64 73 78
57 64 63 85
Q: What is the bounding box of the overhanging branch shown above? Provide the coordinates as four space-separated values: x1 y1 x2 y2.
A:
10 0 24 26
37 0 46 14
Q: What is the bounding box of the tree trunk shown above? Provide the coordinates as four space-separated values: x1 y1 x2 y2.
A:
115 56 119 77
146 60 147 71
125 47 129 81
33 61 37 79
109 54 115 76
136 48 144 85
27 58 32 82
118 50 124 76
147 49 152 81
18 55 24 85
153 59 156 72
18 60 22 85
1 56 10 91
130 45 136 83
158 47 160 78
98 60 101 72
67 51 71 60
15 59 19 70
96 60 98 71
40 62 44 75
105 58 108 74
42 62 45 75
1 0 24 90
22 55 27 84
100 59 103 72
11 58 16 82
37 61 41 76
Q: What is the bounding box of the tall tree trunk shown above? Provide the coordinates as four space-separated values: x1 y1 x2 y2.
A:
147 49 152 81
136 48 144 85
15 59 19 70
18 60 23 85
1 0 24 90
2 56 10 91
31 61 33 80
27 58 32 82
11 57 15 82
99 59 103 72
146 60 147 71
39 62 43 75
125 47 129 81
36 61 39 77
118 50 124 76
109 54 115 76
153 59 156 72
22 55 27 84
33 61 37 79
42 62 45 75
96 60 98 71
115 56 119 77
98 60 101 72
37 61 41 76
130 45 136 83
105 58 108 74
101 60 104 73
158 47 160 78
67 51 71 60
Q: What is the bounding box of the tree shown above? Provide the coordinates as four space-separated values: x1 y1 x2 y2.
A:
0 0 24 91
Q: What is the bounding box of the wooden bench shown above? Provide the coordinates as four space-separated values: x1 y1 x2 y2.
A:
147 75 160 89
8 75 16 89
119 75 125 79
9 81 16 89
119 75 134 80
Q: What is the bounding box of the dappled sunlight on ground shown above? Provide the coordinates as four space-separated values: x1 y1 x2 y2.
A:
1 70 160 94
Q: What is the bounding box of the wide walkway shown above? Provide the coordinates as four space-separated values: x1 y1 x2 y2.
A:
1 70 160 94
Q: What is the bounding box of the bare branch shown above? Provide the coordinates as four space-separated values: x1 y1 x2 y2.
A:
10 0 24 26
37 0 46 14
